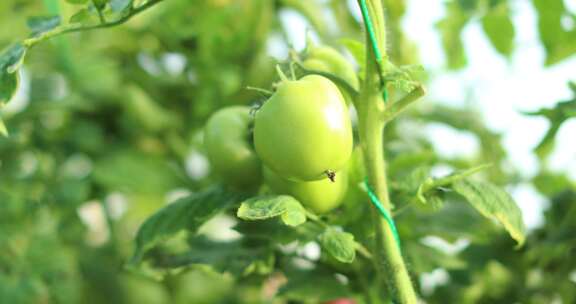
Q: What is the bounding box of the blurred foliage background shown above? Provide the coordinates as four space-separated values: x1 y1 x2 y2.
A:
0 0 575 303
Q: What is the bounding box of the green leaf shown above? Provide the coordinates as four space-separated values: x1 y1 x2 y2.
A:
533 0 576 65
452 178 526 246
110 0 133 13
130 187 236 264
382 63 424 92
69 9 96 24
26 16 61 36
319 229 356 263
523 94 576 159
437 2 470 69
93 149 182 195
414 164 490 205
280 267 352 302
237 195 306 227
481 3 515 57
150 236 274 276
0 44 26 107
234 220 322 245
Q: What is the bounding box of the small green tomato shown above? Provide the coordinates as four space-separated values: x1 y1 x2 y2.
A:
303 44 359 90
204 106 261 189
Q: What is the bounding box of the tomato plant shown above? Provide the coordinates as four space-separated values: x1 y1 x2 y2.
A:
0 0 575 303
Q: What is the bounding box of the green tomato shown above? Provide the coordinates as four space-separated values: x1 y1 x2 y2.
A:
204 106 261 189
254 75 353 181
303 45 359 90
264 167 348 214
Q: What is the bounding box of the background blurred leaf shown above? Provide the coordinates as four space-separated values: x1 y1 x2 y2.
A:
26 15 61 36
481 2 515 56
237 195 307 227
437 1 470 69
110 0 133 13
533 0 576 65
130 187 236 264
523 88 576 159
279 267 353 302
0 43 26 104
453 178 526 246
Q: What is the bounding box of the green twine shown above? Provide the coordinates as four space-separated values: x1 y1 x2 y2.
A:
358 0 383 63
364 178 401 250
382 88 389 102
358 0 389 103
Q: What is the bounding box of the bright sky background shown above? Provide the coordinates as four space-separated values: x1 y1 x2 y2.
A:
275 0 576 230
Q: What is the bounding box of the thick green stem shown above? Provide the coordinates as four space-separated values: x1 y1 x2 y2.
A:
356 0 418 302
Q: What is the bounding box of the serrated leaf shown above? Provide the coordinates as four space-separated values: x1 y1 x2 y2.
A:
27 16 61 36
280 208 307 226
481 3 515 56
319 229 356 263
237 195 306 227
130 187 236 264
452 178 525 246
382 63 424 92
415 164 490 205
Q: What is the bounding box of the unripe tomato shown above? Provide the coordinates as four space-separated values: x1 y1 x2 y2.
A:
254 75 353 181
264 167 348 214
204 106 261 189
303 45 359 90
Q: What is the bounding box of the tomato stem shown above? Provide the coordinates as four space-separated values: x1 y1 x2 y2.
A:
356 1 418 303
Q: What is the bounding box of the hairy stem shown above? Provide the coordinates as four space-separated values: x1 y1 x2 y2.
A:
356 0 418 302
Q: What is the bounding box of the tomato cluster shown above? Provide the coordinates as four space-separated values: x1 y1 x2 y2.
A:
204 48 357 213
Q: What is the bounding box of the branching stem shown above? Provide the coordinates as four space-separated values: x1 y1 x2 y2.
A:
355 0 420 303
23 0 164 49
